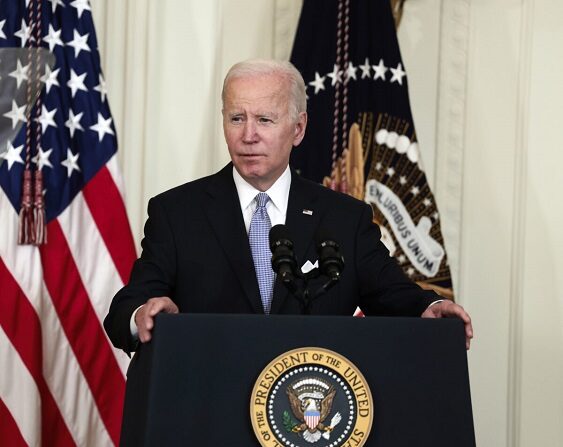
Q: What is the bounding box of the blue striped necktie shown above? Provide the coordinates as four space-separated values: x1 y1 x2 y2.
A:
249 192 275 314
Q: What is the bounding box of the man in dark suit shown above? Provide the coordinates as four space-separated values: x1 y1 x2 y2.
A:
104 59 472 354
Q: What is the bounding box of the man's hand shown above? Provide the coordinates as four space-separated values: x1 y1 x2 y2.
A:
421 300 473 350
135 297 179 343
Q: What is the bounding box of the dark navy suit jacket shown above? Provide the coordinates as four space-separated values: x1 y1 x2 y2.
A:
104 164 436 352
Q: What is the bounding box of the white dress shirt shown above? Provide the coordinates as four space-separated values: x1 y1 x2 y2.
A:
232 165 291 233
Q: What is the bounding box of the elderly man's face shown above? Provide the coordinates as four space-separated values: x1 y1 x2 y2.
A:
222 74 307 191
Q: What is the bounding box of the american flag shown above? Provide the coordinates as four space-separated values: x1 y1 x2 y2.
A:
0 1 136 445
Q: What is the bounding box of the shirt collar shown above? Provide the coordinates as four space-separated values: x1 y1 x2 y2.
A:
232 165 291 213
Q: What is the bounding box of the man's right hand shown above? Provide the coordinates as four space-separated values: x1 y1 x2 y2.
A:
135 297 179 343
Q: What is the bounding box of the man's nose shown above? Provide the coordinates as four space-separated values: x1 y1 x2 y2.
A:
242 120 257 142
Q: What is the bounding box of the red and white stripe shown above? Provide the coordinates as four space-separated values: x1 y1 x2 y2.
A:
0 155 137 446
305 412 321 430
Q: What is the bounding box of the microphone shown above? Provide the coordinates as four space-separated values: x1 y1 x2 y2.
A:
269 225 298 283
315 229 345 282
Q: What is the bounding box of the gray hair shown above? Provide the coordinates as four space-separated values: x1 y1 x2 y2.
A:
221 59 307 122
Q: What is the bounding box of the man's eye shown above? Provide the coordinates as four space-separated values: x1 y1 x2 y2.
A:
258 117 273 124
231 116 243 123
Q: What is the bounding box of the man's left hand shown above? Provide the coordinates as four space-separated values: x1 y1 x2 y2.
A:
421 300 473 350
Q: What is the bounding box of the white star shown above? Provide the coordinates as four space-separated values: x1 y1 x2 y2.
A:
406 267 415 277
66 29 91 58
65 109 84 137
61 148 81 177
67 68 88 97
399 175 407 185
93 75 108 102
327 64 343 86
397 254 407 264
48 0 65 13
432 211 440 221
9 60 29 88
359 57 371 79
372 59 388 81
386 167 395 177
390 63 406 85
345 62 357 81
70 0 92 18
89 113 115 142
3 100 27 129
0 19 6 40
41 65 60 93
423 198 432 207
14 19 30 47
36 105 57 134
308 72 326 94
375 162 382 171
32 147 54 170
0 142 24 170
410 186 420 196
43 24 64 52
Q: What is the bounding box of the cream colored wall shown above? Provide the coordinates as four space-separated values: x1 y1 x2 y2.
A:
519 2 563 444
91 1 563 445
403 1 563 446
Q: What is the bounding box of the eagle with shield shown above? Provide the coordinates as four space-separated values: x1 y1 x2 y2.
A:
286 377 343 443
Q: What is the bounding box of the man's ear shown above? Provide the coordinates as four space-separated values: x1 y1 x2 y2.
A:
293 112 308 146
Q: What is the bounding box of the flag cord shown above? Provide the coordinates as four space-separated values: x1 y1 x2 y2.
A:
33 0 46 244
330 0 343 190
18 0 46 245
340 0 350 193
330 0 351 194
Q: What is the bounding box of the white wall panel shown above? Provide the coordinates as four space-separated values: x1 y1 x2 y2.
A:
519 0 563 445
461 2 523 445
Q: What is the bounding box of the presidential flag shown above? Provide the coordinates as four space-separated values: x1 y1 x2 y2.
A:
291 0 454 298
0 0 136 445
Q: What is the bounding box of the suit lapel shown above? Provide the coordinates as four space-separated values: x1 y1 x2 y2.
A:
270 172 322 314
203 165 264 314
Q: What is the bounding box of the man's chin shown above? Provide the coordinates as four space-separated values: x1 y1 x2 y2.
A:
236 164 266 180
238 170 275 190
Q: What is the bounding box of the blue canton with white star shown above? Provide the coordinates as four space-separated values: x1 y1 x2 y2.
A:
0 0 117 222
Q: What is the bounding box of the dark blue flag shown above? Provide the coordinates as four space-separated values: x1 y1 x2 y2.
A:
290 0 454 297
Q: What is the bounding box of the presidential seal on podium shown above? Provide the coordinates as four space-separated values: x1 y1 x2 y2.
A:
251 347 373 447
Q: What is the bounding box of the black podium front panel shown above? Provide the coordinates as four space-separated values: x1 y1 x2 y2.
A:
121 314 475 447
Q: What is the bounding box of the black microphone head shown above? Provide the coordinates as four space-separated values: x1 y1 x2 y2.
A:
269 224 297 280
269 224 292 250
315 228 340 252
315 228 344 279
